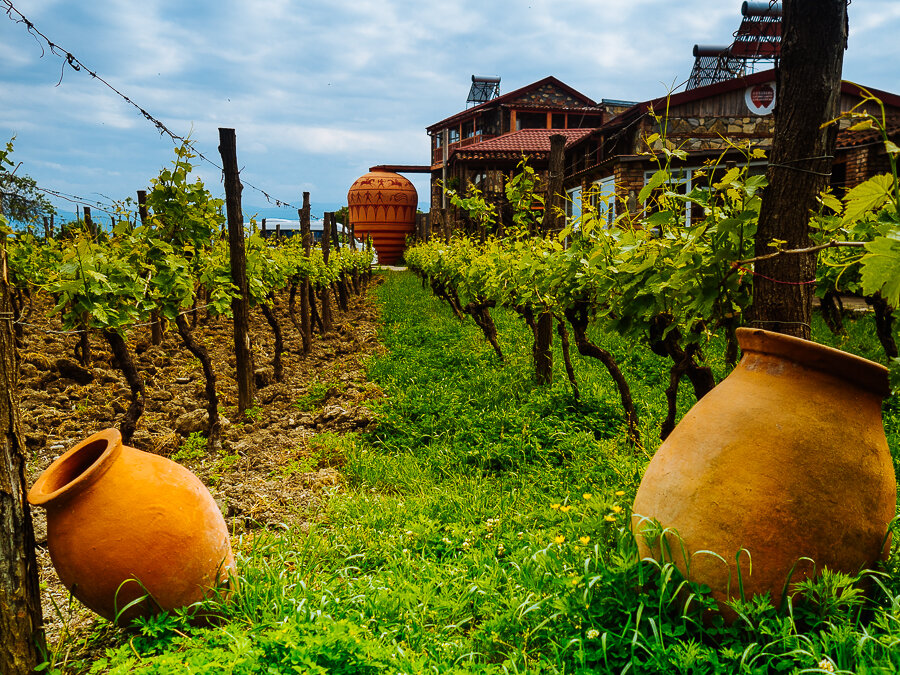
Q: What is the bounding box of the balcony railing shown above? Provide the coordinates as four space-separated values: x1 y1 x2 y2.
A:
431 133 497 166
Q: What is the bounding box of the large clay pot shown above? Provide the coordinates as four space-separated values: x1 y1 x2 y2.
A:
347 170 417 265
632 327 896 616
28 428 236 622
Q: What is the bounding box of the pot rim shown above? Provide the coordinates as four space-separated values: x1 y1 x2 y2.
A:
28 428 123 507
736 327 890 397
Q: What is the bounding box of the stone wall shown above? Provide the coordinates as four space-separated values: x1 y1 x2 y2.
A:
515 83 587 109
643 116 775 153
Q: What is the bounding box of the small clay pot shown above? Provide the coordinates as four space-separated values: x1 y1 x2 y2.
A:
632 328 896 618
29 428 236 622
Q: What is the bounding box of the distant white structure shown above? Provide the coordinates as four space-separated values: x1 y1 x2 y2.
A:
259 217 352 243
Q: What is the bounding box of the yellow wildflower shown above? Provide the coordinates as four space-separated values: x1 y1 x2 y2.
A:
615 490 626 497
560 505 572 513
582 493 592 500
579 536 590 545
554 535 566 544
550 503 561 510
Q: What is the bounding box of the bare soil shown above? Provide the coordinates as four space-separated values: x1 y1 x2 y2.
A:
17 279 385 657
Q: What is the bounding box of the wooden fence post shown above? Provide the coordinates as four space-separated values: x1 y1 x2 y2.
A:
84 206 95 238
137 190 163 345
320 213 334 332
218 128 255 414
299 192 312 354
0 246 45 674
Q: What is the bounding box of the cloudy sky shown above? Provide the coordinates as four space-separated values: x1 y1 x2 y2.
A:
2 0 899 221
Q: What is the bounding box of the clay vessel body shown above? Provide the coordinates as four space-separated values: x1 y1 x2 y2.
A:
347 170 417 265
28 428 235 622
632 328 896 615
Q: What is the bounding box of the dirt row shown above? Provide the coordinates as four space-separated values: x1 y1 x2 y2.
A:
18 280 386 651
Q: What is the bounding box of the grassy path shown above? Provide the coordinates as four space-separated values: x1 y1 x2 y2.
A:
74 271 900 674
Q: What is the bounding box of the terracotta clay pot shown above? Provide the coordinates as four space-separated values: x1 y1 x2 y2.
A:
28 428 236 622
347 170 417 265
632 327 896 616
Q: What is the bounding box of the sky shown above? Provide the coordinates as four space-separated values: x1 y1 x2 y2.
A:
2 0 900 223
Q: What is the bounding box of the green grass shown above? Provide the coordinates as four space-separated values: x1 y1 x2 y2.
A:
53 271 900 674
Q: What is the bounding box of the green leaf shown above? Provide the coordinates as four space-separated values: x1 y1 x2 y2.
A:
860 234 900 306
842 174 894 225
638 170 669 204
848 120 875 131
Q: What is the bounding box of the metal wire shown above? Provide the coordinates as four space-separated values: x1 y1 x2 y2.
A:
2 0 302 212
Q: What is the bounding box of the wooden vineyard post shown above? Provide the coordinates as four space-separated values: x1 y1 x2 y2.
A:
218 128 255 414
299 193 312 354
42 216 50 239
0 246 45 674
542 134 566 235
138 190 163 345
320 213 334 332
751 0 848 339
83 206 95 239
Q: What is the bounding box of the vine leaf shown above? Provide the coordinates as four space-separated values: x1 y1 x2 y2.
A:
860 234 900 306
842 174 894 225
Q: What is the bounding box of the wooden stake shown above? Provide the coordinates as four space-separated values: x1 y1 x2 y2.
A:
320 213 334 332
0 246 45 674
299 192 312 354
218 128 255 413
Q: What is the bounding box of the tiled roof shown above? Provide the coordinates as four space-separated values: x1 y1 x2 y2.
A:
426 76 598 132
453 128 592 161
836 125 900 149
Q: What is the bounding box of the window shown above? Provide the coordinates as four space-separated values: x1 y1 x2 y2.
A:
591 177 616 228
644 168 691 227
462 120 475 139
565 186 583 223
448 127 460 144
516 112 548 130
552 114 566 129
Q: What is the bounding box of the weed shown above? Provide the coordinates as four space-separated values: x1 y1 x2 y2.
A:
171 432 206 462
294 380 342 411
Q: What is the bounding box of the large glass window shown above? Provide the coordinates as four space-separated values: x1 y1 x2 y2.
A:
591 176 616 228
565 186 583 223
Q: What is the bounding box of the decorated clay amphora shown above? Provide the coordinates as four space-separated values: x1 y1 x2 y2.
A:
632 327 896 617
28 428 236 622
347 170 417 265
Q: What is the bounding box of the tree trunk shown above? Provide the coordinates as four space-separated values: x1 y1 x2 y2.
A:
0 250 45 674
868 294 898 359
308 284 325 335
103 329 145 445
516 305 553 385
751 0 848 339
174 314 221 452
534 312 554 385
77 311 90 367
259 302 285 382
556 318 579 400
819 290 845 335
463 300 504 361
565 305 640 445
